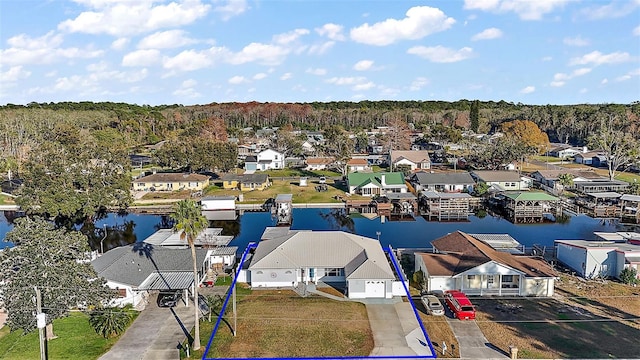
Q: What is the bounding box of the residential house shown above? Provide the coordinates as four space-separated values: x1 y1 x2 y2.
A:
347 172 407 197
91 244 209 308
132 173 210 192
347 158 371 173
548 144 587 159
301 141 316 154
555 238 640 280
244 149 285 172
237 144 257 160
574 151 602 165
220 173 270 191
530 169 627 194
409 171 475 193
471 170 531 191
388 150 431 171
142 228 233 249
248 229 396 299
305 157 334 171
415 231 556 296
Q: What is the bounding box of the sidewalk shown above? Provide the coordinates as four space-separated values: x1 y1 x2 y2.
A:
445 316 507 359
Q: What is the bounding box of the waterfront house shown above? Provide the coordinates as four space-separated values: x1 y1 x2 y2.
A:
548 144 586 159
247 230 396 299
220 173 270 191
92 244 209 308
471 170 531 191
305 157 334 171
409 171 475 193
388 150 431 171
415 231 556 296
420 191 473 221
347 172 407 197
132 172 210 192
253 149 285 171
347 158 371 173
555 237 640 280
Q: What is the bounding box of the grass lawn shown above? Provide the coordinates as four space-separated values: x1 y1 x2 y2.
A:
475 274 640 359
416 306 459 358
263 169 341 178
0 312 135 360
556 163 640 184
0 194 14 205
193 288 373 359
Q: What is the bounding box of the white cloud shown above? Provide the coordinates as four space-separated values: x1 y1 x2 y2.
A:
601 78 609 84
464 0 570 20
307 41 335 55
563 36 589 47
615 68 640 82
253 73 267 80
214 0 249 21
326 76 374 91
569 51 633 66
138 30 196 49
0 31 103 66
181 79 197 88
471 27 503 41
111 37 129 50
353 60 374 71
407 46 474 63
306 68 327 76
550 67 592 87
228 75 249 84
228 43 289 66
58 0 211 36
315 23 346 41
122 49 161 67
634 25 640 36
162 49 217 72
541 56 553 61
273 29 310 45
173 78 201 98
520 86 535 94
280 73 292 80
550 80 565 87
350 6 455 46
410 77 429 91
577 1 640 20
0 66 31 82
353 81 375 91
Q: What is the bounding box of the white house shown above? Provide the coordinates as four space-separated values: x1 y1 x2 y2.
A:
91 245 209 308
415 231 556 297
471 170 532 191
249 149 285 171
347 158 370 173
388 150 431 171
555 238 640 280
248 229 396 299
305 157 334 171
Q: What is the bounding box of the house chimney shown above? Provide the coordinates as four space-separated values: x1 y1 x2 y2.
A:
381 174 387 186
582 146 588 153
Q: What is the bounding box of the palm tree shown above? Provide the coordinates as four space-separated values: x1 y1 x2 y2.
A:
171 199 209 351
89 306 132 338
557 173 574 197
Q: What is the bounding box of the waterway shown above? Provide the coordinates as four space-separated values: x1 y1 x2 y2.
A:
1 208 636 253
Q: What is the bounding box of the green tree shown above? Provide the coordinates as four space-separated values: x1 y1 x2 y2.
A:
204 294 225 322
89 306 133 338
557 173 574 196
170 199 209 351
412 270 425 291
0 217 114 334
618 267 638 285
470 100 480 132
323 125 354 176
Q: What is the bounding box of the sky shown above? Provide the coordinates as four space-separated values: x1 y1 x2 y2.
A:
1 0 639 106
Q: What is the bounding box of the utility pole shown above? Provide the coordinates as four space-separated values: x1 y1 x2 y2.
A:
34 286 47 360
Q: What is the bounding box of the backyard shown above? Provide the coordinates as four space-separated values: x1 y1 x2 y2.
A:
475 273 640 359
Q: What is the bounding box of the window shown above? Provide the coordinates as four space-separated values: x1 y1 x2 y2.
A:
487 275 494 285
502 275 514 283
325 268 343 276
467 275 476 280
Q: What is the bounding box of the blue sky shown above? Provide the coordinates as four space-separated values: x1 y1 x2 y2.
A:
1 0 639 106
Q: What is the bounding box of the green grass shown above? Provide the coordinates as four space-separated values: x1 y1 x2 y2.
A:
0 311 135 360
263 168 341 178
214 275 232 286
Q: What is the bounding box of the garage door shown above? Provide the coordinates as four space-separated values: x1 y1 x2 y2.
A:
365 280 385 298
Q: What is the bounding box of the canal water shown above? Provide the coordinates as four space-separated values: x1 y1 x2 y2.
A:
1 208 634 253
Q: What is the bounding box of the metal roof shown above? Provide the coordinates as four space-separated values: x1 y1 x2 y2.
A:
421 191 472 199
384 193 417 200
209 246 239 256
412 172 475 185
585 192 622 198
469 234 523 254
555 240 640 252
620 194 640 202
503 192 559 201
142 228 232 247
138 271 194 290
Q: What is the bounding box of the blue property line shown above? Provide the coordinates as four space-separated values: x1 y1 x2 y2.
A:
384 246 436 359
202 242 436 360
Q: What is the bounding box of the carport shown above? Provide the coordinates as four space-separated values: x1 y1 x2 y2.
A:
139 271 195 307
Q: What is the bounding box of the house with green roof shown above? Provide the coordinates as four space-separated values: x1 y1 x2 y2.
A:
347 172 407 197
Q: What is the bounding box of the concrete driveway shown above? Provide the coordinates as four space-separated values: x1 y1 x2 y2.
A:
445 316 507 359
365 300 434 357
99 294 195 360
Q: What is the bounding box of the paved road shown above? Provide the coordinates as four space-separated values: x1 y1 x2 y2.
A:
445 316 507 359
365 300 433 357
99 295 195 360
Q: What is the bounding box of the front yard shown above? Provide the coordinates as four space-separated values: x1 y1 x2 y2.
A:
196 288 373 359
475 273 640 359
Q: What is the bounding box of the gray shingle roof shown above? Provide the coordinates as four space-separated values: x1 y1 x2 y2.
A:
92 244 208 287
412 172 475 185
249 230 394 280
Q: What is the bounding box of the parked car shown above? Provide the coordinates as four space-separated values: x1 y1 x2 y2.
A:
421 294 444 316
443 290 475 320
157 291 181 308
318 176 326 184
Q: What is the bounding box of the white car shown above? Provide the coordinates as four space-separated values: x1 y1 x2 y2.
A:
421 295 444 316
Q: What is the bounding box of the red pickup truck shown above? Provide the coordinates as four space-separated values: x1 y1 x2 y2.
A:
443 290 476 320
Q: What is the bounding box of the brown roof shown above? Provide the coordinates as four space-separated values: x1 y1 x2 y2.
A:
533 169 602 180
420 231 556 278
306 157 334 165
390 150 430 164
472 170 521 182
136 173 209 183
347 158 368 166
